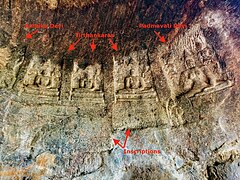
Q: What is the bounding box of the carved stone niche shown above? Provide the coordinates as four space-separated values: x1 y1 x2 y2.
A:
160 25 234 100
157 25 235 127
19 55 61 97
112 50 160 129
114 50 157 102
178 48 234 99
69 61 104 102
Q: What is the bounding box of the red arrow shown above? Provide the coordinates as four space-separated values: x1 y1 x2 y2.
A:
25 30 38 39
109 39 118 51
154 30 166 43
113 139 124 148
68 38 81 52
123 129 130 148
113 129 130 148
90 39 96 52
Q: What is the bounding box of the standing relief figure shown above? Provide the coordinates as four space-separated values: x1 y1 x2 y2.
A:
71 62 79 89
92 63 101 91
160 51 184 124
85 65 95 90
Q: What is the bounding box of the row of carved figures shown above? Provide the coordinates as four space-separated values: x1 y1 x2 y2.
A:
21 48 234 100
22 57 154 93
22 59 103 92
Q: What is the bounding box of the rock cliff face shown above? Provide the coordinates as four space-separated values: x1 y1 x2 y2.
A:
0 0 239 179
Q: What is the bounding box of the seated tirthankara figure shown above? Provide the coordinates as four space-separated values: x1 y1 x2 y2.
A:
69 61 103 101
36 59 53 88
71 61 102 92
114 51 157 101
71 63 87 89
125 69 145 90
118 54 153 93
22 58 61 96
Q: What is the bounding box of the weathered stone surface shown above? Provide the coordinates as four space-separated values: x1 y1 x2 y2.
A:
0 0 239 179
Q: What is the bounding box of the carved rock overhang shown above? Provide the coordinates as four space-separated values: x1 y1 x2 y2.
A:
0 0 239 70
0 0 207 68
